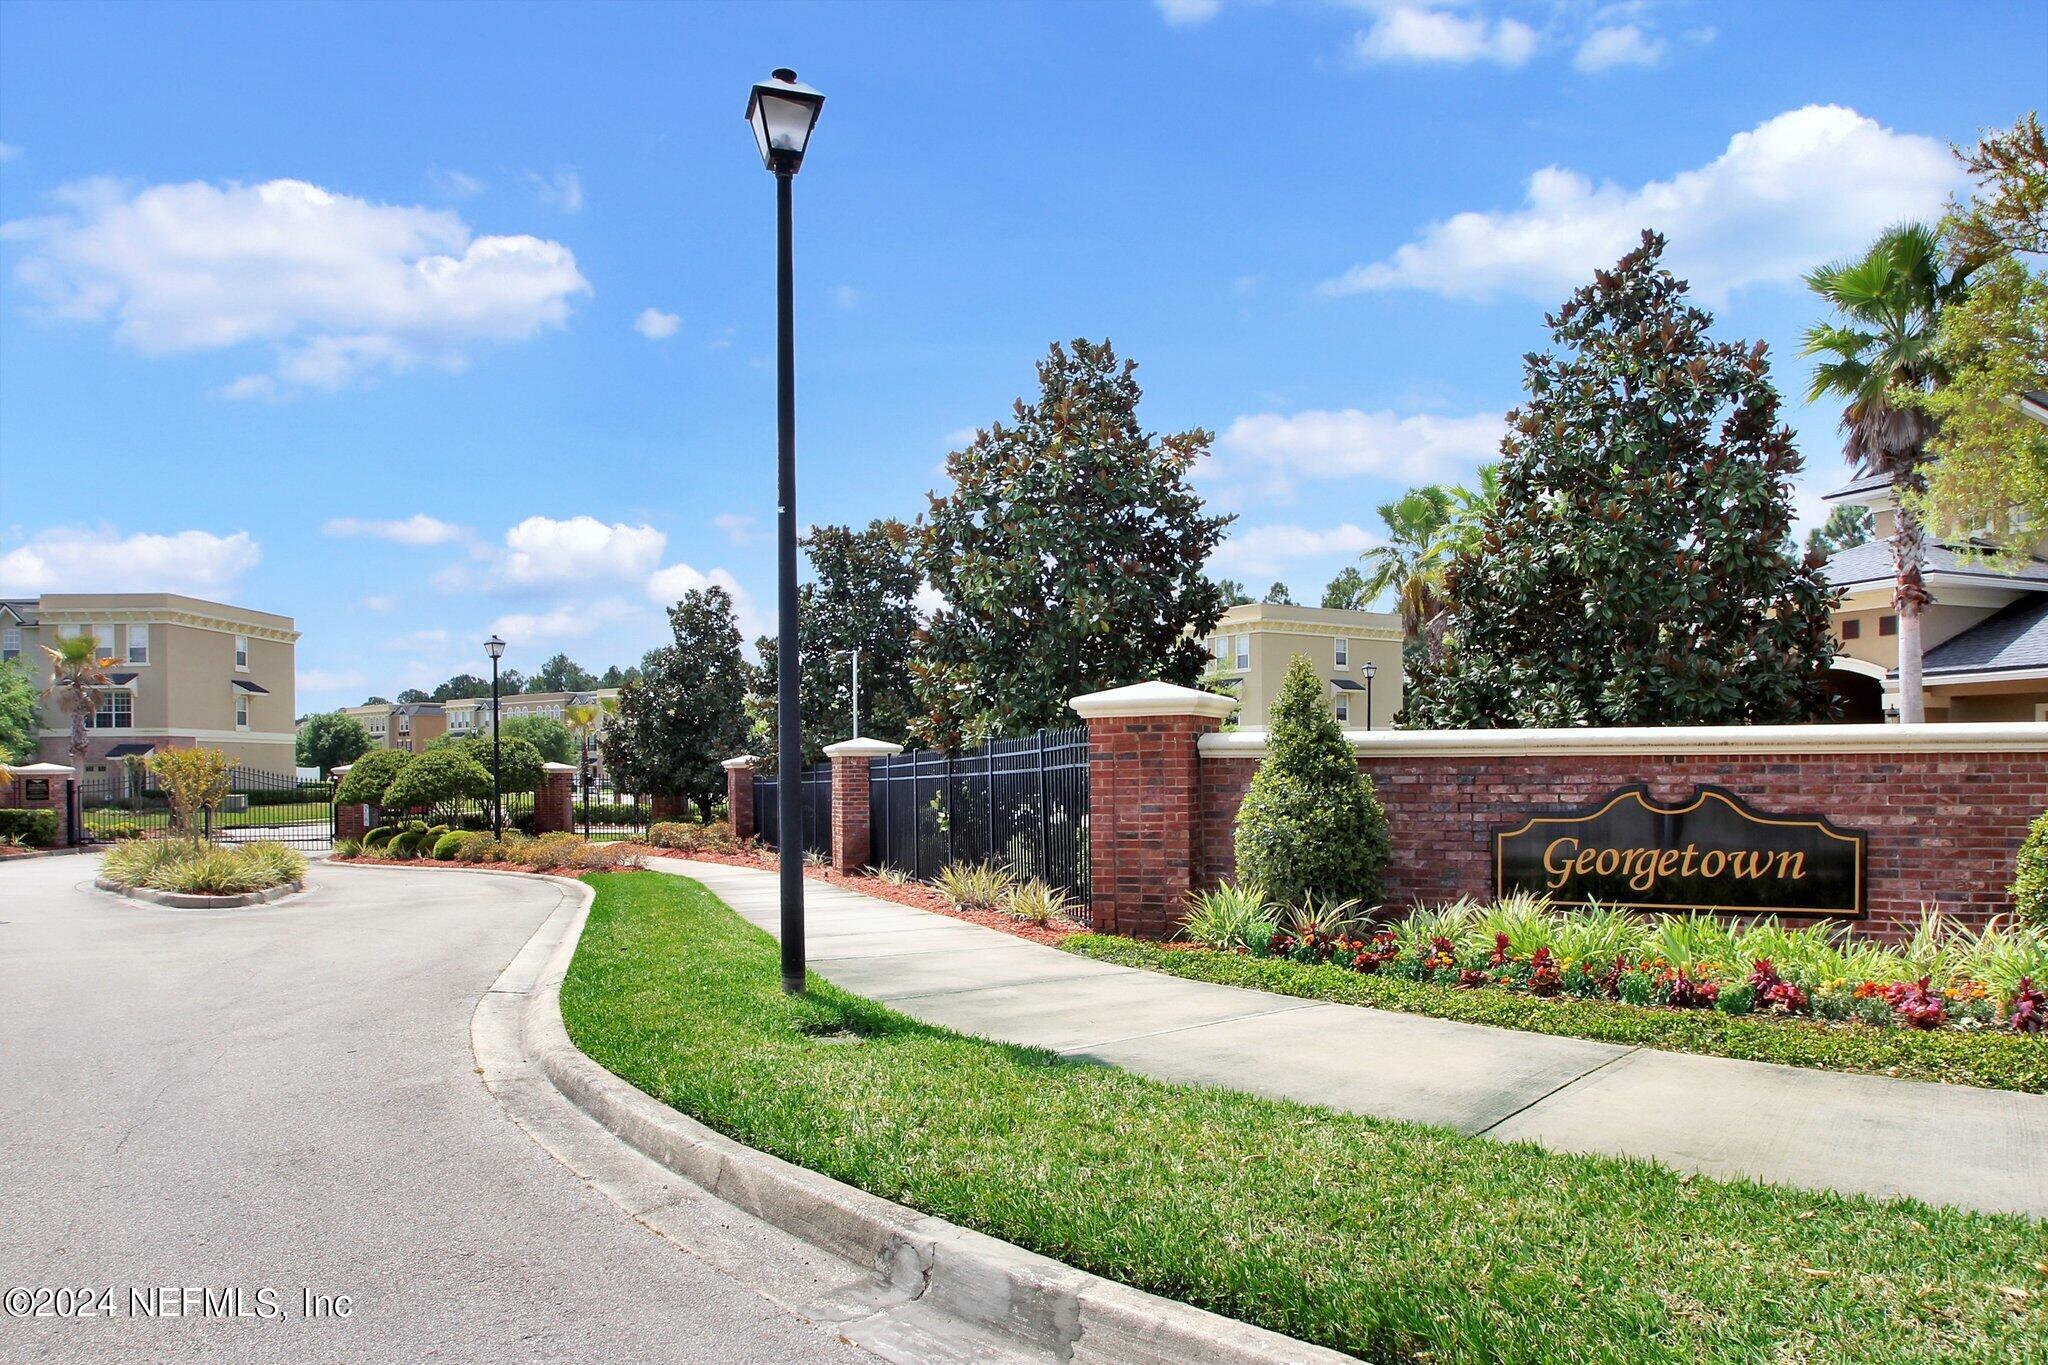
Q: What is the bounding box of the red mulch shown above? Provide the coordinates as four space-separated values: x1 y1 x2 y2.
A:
621 844 1083 947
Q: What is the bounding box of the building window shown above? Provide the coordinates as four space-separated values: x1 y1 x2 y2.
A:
234 634 250 670
1879 615 1898 637
235 690 249 729
89 688 132 729
1234 634 1250 670
93 624 115 655
1334 695 1350 723
1 627 18 661
128 624 150 664
1334 638 1349 668
1841 619 1861 640
1212 635 1228 663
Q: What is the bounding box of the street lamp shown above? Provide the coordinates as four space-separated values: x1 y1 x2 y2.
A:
747 67 824 995
485 634 506 837
1362 659 1378 731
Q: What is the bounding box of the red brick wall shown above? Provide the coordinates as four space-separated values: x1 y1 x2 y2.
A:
1086 714 1222 939
829 757 870 875
724 766 755 842
533 769 576 834
335 800 368 843
1199 750 2048 940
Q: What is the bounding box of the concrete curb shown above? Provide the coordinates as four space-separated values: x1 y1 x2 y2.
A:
93 876 307 909
506 870 1348 1364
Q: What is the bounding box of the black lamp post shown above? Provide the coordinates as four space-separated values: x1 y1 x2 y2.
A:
485 634 506 837
1362 659 1378 731
747 67 825 995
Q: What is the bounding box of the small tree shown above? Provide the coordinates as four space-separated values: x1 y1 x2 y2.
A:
296 712 373 778
0 659 36 764
382 746 491 821
1262 582 1295 606
527 653 598 694
1320 567 1371 611
498 715 575 764
1233 657 1391 909
40 633 116 783
1804 505 1874 561
601 587 751 816
147 747 238 835
334 748 412 807
2013 810 2048 929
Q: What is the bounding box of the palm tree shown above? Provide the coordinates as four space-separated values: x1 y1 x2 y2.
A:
563 695 618 795
1359 485 1457 636
1803 222 1969 723
41 633 117 784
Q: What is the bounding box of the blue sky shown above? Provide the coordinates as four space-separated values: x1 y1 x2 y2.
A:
2 0 2043 712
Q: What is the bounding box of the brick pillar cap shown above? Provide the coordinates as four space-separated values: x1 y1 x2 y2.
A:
330 763 353 777
5 762 74 776
542 761 578 773
822 737 904 759
1069 680 1236 721
721 754 760 771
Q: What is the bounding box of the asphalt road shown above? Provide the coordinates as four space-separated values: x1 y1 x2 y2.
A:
0 854 867 1363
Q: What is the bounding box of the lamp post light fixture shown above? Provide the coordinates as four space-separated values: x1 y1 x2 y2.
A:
485 634 506 838
747 67 824 995
1884 704 1901 725
1362 659 1378 731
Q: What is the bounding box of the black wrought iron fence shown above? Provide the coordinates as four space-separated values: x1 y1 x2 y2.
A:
754 763 832 857
77 765 335 851
868 727 1089 921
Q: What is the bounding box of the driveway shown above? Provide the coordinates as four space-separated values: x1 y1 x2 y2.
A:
0 854 867 1363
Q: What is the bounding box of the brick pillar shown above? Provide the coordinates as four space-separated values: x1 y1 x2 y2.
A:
329 767 366 843
534 762 576 834
1071 682 1236 940
650 793 689 822
822 737 904 875
723 756 758 841
2 763 76 845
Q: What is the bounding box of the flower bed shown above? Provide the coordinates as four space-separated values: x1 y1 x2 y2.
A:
335 826 640 875
100 838 306 895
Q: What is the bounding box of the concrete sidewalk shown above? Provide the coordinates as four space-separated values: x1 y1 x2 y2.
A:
656 857 2048 1219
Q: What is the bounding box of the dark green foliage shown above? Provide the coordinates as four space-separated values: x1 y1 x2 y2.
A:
751 519 922 763
1213 577 1254 607
432 830 466 860
333 748 411 806
396 688 429 704
387 827 427 858
2014 810 2048 929
1319 567 1371 611
1262 582 1294 606
363 825 395 849
0 808 59 847
381 746 491 818
0 659 38 764
498 715 575 764
294 711 373 778
441 734 544 795
429 674 492 702
601 587 750 816
915 339 1232 744
1233 657 1390 907
527 653 598 694
1804 504 1873 561
1406 233 1840 728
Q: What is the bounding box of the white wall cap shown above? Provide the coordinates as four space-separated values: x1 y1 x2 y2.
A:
5 762 75 776
1199 721 2048 759
721 754 760 770
542 761 579 773
823 737 905 758
1070 680 1238 721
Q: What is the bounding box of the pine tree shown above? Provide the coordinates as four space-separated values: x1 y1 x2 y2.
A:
1233 657 1390 906
916 339 1231 744
1405 232 1839 728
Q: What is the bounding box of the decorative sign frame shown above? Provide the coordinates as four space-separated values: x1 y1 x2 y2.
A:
1493 785 1866 917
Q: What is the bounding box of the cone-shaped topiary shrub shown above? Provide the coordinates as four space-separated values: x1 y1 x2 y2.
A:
1233 655 1391 908
2014 810 2048 929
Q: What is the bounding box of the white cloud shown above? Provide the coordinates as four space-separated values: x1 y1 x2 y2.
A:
646 561 763 641
384 628 449 651
634 306 680 340
361 595 397 613
1353 7 1536 67
1574 24 1664 72
0 142 20 162
1217 408 1504 496
0 525 260 597
1320 105 1959 305
829 284 863 309
322 513 467 546
428 167 486 199
529 168 583 213
1155 0 1220 24
1212 524 1380 580
501 515 665 586
491 597 639 643
3 177 589 393
713 513 757 545
298 666 367 696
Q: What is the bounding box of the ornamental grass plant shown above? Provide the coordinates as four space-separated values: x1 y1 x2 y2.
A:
100 838 305 894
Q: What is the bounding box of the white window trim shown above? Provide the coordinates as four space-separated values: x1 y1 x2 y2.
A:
1233 634 1250 671
1334 638 1349 668
127 624 150 666
234 634 250 671
1334 695 1350 722
235 688 250 730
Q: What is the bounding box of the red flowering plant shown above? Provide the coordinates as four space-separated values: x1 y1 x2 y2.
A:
1654 966 1720 1010
1747 960 1810 1015
1527 947 1563 997
2010 978 2045 1034
1884 977 1948 1030
1338 931 1399 974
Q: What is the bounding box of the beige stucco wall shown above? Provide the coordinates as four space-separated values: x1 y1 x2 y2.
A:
1207 604 1406 729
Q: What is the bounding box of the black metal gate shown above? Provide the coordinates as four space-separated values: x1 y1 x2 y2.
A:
76 765 335 851
754 763 832 857
868 727 1089 921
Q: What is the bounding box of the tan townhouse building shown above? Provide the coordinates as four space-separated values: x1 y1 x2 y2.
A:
1202 603 1405 729
1819 461 2048 724
343 689 621 776
339 700 449 752
1 592 299 778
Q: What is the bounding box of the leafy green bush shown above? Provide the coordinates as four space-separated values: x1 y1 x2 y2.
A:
388 828 428 858
333 837 363 858
645 821 739 854
0 808 61 847
1233 656 1390 907
1178 882 1277 952
363 824 396 849
101 838 304 894
381 747 491 820
334 748 412 807
432 830 467 860
2012 809 2048 929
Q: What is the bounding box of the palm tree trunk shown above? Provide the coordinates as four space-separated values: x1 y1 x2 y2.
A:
1891 488 1931 723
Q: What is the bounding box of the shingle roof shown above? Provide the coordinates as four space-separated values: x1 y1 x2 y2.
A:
0 599 38 625
1922 595 2048 677
1824 540 2048 591
1821 470 1898 502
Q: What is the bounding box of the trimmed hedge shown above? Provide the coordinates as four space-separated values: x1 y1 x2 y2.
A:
0 808 60 848
2014 809 2048 929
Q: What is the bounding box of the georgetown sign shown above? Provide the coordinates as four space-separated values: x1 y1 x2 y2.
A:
1495 785 1866 917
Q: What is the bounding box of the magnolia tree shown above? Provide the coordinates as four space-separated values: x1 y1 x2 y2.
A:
1406 233 1839 728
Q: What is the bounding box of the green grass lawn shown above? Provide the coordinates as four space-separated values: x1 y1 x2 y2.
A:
561 872 2047 1364
1064 935 2048 1095
84 803 334 834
